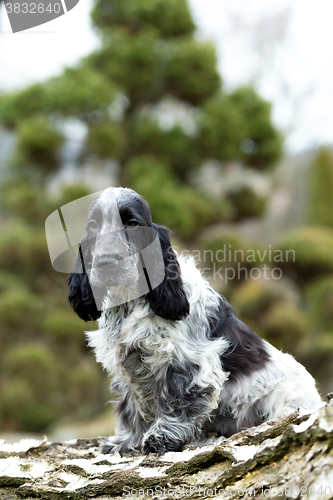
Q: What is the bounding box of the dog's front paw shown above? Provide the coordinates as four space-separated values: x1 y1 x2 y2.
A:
142 434 184 455
101 439 132 456
102 443 117 454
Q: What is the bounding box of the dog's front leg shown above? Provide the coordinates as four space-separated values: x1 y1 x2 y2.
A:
102 392 148 455
142 363 222 454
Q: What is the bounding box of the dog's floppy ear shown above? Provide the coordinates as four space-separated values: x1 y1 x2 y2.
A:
67 235 101 322
147 224 190 321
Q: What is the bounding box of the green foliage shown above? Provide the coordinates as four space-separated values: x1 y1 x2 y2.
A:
276 227 333 283
91 0 195 38
311 332 333 356
0 378 58 431
200 230 263 272
1 343 60 431
85 121 126 159
226 186 267 221
231 280 286 323
88 32 220 107
306 277 333 332
0 67 116 126
56 183 93 207
0 83 45 127
230 280 309 354
165 39 221 105
308 147 333 229
5 343 57 380
260 303 308 351
67 362 104 414
0 271 26 293
1 179 51 222
16 116 65 175
198 87 283 168
87 28 163 105
0 220 51 283
124 155 225 238
43 66 118 119
230 87 283 168
42 309 84 342
198 93 246 161
131 117 197 178
0 288 40 332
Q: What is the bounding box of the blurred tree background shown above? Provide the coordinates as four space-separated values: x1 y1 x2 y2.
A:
0 0 331 437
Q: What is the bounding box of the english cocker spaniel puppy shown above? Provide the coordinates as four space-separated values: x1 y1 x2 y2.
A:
67 187 322 455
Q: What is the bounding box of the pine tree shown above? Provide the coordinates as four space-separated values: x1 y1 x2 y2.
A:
0 0 282 236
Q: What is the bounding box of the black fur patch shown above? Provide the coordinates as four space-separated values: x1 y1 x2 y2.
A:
147 224 190 321
160 364 215 420
67 272 101 322
209 298 270 381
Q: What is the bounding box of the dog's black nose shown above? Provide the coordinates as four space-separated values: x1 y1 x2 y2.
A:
96 255 119 269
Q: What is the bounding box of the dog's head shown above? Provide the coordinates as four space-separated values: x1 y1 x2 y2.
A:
67 187 190 322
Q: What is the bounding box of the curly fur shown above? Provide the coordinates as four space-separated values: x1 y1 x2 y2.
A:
67 187 322 455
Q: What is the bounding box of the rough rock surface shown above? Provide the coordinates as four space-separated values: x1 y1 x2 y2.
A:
1 401 333 500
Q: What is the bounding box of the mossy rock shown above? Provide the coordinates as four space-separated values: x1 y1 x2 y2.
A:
276 226 333 283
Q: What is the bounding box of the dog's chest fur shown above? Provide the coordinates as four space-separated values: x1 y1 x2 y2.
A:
86 260 229 414
88 297 188 417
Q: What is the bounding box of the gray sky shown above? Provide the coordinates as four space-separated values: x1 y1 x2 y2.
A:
0 0 333 154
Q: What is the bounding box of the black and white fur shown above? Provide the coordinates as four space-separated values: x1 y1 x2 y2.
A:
67 187 322 455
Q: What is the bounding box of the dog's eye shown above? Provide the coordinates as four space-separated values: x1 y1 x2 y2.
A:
126 219 139 227
88 221 98 231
